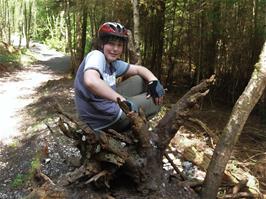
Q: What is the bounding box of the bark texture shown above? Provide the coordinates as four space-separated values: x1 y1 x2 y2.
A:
130 0 142 64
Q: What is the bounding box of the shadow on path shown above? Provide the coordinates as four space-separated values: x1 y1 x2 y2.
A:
37 56 71 74
0 42 71 144
30 42 71 74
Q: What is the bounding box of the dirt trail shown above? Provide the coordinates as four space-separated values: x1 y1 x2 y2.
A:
0 43 70 145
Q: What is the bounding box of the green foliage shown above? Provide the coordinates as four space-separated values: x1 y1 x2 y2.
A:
0 53 20 63
0 44 36 69
30 157 41 172
0 0 265 106
10 155 41 188
11 174 27 188
44 37 66 52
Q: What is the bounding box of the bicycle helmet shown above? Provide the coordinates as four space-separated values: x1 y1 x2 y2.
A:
98 22 128 41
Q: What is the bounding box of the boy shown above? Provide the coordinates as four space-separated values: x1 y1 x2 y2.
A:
74 22 164 132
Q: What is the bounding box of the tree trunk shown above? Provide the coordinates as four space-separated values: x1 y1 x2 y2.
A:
204 1 220 78
71 0 87 75
130 0 142 64
64 0 76 74
23 0 33 48
201 42 266 199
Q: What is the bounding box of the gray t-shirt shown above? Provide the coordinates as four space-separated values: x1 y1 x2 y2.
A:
74 50 129 130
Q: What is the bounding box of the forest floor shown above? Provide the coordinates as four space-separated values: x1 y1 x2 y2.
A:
0 44 266 198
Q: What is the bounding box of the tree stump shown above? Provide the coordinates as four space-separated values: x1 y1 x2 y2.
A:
27 76 215 198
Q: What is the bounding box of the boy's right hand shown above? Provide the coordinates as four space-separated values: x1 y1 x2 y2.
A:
123 100 138 113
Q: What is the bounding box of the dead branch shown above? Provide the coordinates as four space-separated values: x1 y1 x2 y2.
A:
55 102 97 144
85 170 112 189
98 132 129 160
177 179 203 188
117 98 150 149
154 75 215 151
187 117 219 144
33 169 55 186
45 122 55 134
218 192 265 199
107 129 133 144
164 152 187 180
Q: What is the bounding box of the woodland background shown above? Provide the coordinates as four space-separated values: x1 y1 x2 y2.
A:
0 0 266 198
0 0 266 113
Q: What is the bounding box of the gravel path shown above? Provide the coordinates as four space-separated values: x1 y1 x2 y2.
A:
0 43 70 145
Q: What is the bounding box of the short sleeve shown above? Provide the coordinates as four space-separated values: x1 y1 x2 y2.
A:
84 50 106 75
112 60 130 77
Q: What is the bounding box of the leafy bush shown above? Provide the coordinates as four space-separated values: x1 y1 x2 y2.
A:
0 43 21 63
0 53 20 63
0 44 35 72
45 37 66 52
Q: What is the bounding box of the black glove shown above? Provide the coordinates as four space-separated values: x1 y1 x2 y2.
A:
147 80 164 98
123 99 138 113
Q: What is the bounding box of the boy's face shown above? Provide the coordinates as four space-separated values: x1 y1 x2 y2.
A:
103 39 124 63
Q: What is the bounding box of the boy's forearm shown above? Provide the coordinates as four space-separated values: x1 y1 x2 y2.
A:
128 64 158 82
87 79 125 102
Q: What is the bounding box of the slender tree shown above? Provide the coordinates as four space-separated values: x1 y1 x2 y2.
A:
23 0 34 48
71 0 88 75
201 41 266 199
131 0 142 64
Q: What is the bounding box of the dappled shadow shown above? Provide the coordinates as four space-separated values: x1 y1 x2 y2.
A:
20 77 76 131
0 43 79 198
37 56 71 75
0 64 62 144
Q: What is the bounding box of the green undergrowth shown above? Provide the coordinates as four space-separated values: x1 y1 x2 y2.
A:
0 53 20 63
0 44 36 70
11 154 41 189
